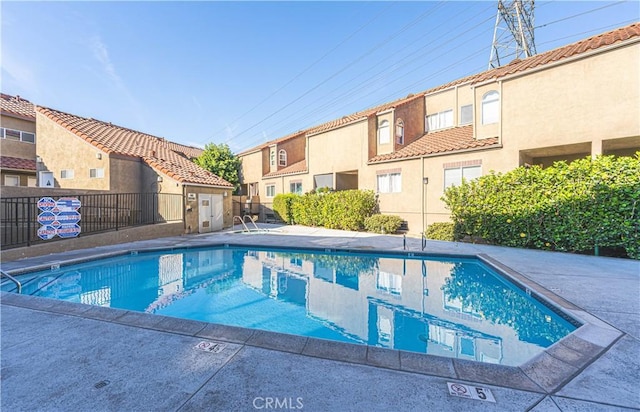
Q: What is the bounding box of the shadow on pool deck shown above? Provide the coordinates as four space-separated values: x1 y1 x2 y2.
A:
1 225 639 411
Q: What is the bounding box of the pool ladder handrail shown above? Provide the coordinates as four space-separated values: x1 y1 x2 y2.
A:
1 268 22 294
233 215 261 233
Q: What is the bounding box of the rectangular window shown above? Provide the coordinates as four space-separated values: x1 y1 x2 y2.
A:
460 104 473 125
0 127 36 143
377 271 402 295
28 177 37 187
4 175 20 186
289 181 302 195
61 169 75 179
426 110 453 132
266 184 276 197
90 168 105 178
4 129 21 141
269 148 276 167
377 172 401 193
249 183 259 197
444 165 481 189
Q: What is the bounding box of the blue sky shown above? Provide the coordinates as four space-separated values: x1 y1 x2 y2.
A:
2 1 638 153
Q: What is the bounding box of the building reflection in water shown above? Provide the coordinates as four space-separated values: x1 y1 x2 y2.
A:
27 247 575 366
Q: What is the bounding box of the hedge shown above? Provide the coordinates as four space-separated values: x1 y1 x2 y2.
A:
425 222 455 241
442 154 640 259
277 189 377 231
364 214 404 234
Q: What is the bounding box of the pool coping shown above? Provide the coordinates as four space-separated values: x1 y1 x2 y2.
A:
0 240 625 395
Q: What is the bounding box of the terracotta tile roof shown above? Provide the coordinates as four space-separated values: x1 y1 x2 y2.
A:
0 156 37 171
237 130 306 156
426 22 640 94
306 93 423 136
263 160 307 178
36 107 233 187
0 94 36 120
369 125 499 163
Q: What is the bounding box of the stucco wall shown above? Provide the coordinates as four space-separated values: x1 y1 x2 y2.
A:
36 112 112 190
275 133 306 171
394 96 425 149
183 185 233 234
501 43 640 159
1 115 37 160
308 119 369 175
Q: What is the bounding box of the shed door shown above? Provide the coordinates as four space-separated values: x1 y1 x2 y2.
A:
198 193 224 233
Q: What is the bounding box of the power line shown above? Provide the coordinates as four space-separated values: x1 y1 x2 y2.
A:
223 2 447 146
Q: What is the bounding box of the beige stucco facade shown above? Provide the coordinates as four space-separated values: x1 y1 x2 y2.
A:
1 112 37 187
237 34 640 234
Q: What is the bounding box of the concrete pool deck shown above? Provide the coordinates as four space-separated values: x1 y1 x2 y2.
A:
1 224 639 411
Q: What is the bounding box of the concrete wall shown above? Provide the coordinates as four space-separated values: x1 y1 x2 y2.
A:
0 222 184 262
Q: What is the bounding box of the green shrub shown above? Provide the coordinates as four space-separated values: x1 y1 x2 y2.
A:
364 214 404 234
425 222 455 241
442 154 640 259
291 189 377 231
273 193 300 223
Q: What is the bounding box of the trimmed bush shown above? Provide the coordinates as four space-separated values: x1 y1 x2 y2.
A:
291 189 377 231
364 214 404 234
425 222 455 241
442 154 640 259
273 193 299 223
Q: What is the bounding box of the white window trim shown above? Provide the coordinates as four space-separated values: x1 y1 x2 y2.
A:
482 91 499 125
0 127 36 143
443 164 482 189
377 172 402 193
396 119 404 145
90 168 105 178
378 120 390 144
265 184 276 198
460 104 473 125
426 109 453 132
278 149 287 167
60 169 75 179
4 175 20 186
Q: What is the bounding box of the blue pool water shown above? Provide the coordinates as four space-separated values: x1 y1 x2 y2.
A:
5 246 578 366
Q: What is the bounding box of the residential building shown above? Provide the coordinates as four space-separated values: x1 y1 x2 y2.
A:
33 106 235 233
0 94 37 187
237 23 640 234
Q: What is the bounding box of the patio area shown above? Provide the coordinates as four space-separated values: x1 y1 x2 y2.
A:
1 225 639 411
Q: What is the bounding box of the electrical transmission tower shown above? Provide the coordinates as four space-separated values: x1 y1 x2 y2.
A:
488 0 537 69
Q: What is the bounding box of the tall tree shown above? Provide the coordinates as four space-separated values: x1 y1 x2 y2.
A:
194 143 241 192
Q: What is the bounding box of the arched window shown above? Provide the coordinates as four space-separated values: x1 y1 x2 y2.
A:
378 120 390 144
396 119 404 144
482 91 499 125
278 149 287 167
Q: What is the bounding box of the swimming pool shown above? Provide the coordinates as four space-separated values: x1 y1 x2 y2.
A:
4 245 578 366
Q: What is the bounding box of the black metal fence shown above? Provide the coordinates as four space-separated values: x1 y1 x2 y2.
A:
1 193 183 249
232 197 281 223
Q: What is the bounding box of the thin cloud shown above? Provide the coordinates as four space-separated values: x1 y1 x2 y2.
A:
87 35 146 130
0 50 41 99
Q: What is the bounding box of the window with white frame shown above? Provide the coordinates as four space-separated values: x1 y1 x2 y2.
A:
460 104 473 125
396 119 404 144
269 148 276 167
249 182 259 197
376 271 402 295
290 181 302 195
4 175 20 186
443 164 482 189
266 184 276 197
0 127 35 143
90 168 105 178
426 109 453 132
482 91 499 125
60 169 74 179
377 171 402 193
28 177 37 187
278 149 287 167
378 120 390 144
